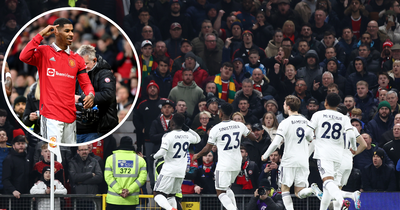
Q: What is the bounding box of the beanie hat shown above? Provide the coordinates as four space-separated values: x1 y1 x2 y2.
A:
147 80 159 92
265 99 278 109
170 0 182 7
383 39 393 48
206 96 219 107
13 128 25 139
231 21 243 32
185 51 196 61
378 101 391 112
242 30 253 38
374 149 384 160
13 95 26 108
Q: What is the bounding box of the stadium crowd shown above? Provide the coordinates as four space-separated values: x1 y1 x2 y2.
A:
2 0 400 208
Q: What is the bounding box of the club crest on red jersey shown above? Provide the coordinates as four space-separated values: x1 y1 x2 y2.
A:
68 58 76 68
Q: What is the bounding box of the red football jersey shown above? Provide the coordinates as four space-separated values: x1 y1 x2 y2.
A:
20 34 95 123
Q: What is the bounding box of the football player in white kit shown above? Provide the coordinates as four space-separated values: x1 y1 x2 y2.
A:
333 104 367 210
261 95 319 210
305 93 357 210
193 103 257 210
153 113 201 210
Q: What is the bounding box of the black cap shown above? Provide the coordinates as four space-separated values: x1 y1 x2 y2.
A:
252 123 263 131
117 136 136 151
351 118 362 125
307 98 319 105
160 99 175 108
181 38 192 46
259 178 272 189
42 166 51 173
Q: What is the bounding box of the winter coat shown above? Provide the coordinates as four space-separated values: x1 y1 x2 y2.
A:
68 155 103 194
362 163 397 191
341 15 370 39
186 0 211 34
337 36 358 58
2 149 31 194
241 133 271 169
354 91 379 123
22 82 40 134
246 190 284 210
347 55 381 76
252 24 274 49
345 58 378 97
353 144 394 170
171 53 208 76
320 38 347 65
232 89 264 119
270 9 304 32
231 159 260 194
297 50 323 89
30 180 67 210
311 22 335 41
141 68 173 99
366 113 394 145
191 30 224 64
265 40 280 58
233 43 266 65
379 23 400 44
168 81 206 118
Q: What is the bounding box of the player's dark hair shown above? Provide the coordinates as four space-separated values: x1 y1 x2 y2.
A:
53 18 72 28
172 113 185 128
336 103 347 115
285 95 301 112
220 103 233 117
326 93 341 108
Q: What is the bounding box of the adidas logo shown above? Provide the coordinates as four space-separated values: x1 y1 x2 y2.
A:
391 147 394 151
145 107 149 110
50 57 56 61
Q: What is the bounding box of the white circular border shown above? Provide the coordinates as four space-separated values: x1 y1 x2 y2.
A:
1 7 142 147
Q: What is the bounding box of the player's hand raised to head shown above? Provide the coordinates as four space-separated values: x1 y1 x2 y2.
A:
39 25 59 37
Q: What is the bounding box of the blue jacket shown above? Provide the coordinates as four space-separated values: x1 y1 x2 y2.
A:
366 113 394 146
353 144 394 170
0 146 11 190
337 36 358 57
186 1 210 34
362 163 397 191
345 57 378 97
354 91 378 123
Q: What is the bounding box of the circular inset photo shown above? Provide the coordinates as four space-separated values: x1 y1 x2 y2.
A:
2 7 141 147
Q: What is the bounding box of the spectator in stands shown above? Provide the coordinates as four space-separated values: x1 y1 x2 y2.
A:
192 20 224 61
147 99 175 189
152 41 173 67
171 39 208 76
116 86 133 111
323 57 346 93
238 98 259 125
353 133 394 171
138 40 158 82
311 9 335 41
351 118 364 134
293 79 313 115
69 144 103 194
303 97 319 120
231 146 259 194
293 24 323 58
348 44 381 75
379 89 389 102
22 78 40 135
104 136 147 209
367 20 389 52
344 95 356 116
381 113 400 147
341 0 369 40
191 95 221 129
233 30 266 65
261 112 278 140
262 98 284 123
252 12 274 50
203 81 218 98
33 143 64 184
367 101 394 143
387 90 400 116
194 151 216 194
247 178 284 210
345 57 378 97
159 0 195 40
259 149 281 191
173 52 209 88
250 68 277 99
198 33 223 76
0 109 13 148
383 123 400 170
0 14 19 43
133 80 164 153
361 149 397 191
175 100 192 127
30 166 67 210
133 25 156 52
75 45 118 143
379 11 400 44
354 81 379 123
164 23 183 60
338 27 358 62
194 111 211 136
222 21 244 64
235 0 256 31
169 69 206 118
372 72 391 99
383 44 400 72
12 95 26 120
186 0 211 34
0 129 11 194
232 78 263 119
232 57 246 84
245 50 267 75
265 30 283 59
269 0 304 32
242 123 271 169
141 56 173 99
130 8 162 42
3 135 31 198
297 49 323 89
0 0 31 27
311 71 335 103
319 31 346 65
319 47 346 76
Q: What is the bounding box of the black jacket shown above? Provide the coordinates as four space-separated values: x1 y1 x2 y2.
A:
22 83 40 134
362 163 397 191
246 190 284 210
242 132 271 169
149 115 170 145
345 57 378 97
68 154 103 194
2 149 31 194
232 89 264 119
141 68 173 99
76 55 118 134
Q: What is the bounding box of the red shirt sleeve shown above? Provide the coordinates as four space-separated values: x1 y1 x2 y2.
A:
19 34 44 66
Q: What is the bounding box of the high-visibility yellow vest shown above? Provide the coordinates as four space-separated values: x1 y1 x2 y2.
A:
104 150 147 205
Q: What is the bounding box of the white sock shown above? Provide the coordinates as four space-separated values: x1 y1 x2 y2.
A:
218 193 236 210
154 194 173 210
167 196 177 208
341 190 354 201
226 189 237 208
333 200 341 210
320 187 332 210
282 192 294 210
297 187 314 199
324 180 344 204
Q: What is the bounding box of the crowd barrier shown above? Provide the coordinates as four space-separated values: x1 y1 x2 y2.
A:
0 192 397 210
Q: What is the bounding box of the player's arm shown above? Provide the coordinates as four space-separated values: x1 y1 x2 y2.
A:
187 128 201 144
261 134 283 162
305 125 315 142
352 133 367 156
77 70 95 109
192 143 213 161
153 134 169 159
346 128 357 152
4 62 12 97
20 25 58 65
246 131 257 141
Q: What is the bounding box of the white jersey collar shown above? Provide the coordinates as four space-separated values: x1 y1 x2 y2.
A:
51 42 71 55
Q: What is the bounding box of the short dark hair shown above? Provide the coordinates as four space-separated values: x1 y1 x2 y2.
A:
182 68 192 74
326 93 341 107
138 8 150 16
172 113 185 128
336 103 347 115
220 103 233 117
158 56 170 66
324 30 336 38
325 46 336 52
282 38 293 46
222 61 233 68
0 109 7 117
359 43 371 51
298 39 309 46
302 23 312 29
327 83 339 90
53 18 72 28
249 49 259 56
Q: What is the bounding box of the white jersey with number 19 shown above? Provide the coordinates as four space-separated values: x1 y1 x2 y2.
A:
208 121 251 171
277 114 310 168
307 109 353 163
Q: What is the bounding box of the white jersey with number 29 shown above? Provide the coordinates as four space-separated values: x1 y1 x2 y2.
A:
208 121 251 171
307 109 353 163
